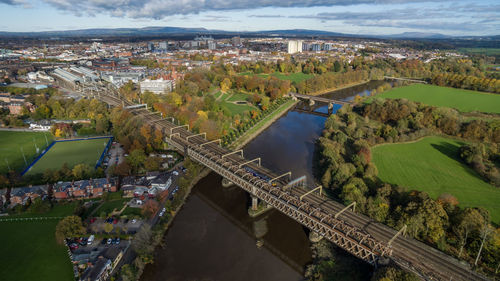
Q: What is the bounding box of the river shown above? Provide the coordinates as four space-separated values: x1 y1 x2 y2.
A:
141 80 387 281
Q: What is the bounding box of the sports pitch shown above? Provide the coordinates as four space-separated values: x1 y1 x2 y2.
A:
25 137 111 175
0 131 53 174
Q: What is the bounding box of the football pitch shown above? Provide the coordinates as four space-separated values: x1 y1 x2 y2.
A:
0 130 53 174
25 137 111 175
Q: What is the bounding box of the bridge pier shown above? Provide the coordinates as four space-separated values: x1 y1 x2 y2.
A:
248 195 273 218
328 102 333 115
221 178 234 188
309 231 323 243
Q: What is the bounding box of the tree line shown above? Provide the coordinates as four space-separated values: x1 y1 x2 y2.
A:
317 101 500 277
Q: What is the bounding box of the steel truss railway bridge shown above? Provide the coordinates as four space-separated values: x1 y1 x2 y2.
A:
84 85 488 281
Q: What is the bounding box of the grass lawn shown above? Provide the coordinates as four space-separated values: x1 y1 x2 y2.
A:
374 84 500 114
0 202 76 281
0 131 53 174
11 202 78 218
121 207 143 217
94 198 129 216
372 136 500 224
271 72 314 83
227 92 251 102
219 91 258 116
0 221 74 281
25 138 110 175
237 71 314 83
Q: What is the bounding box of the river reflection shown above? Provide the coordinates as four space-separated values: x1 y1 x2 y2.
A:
141 80 386 281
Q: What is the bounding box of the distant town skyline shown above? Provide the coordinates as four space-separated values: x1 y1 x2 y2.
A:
0 0 498 36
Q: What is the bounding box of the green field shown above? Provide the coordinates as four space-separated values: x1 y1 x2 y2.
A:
26 138 110 175
372 136 500 223
0 131 53 174
0 203 76 281
219 92 258 116
95 198 129 216
459 48 500 57
238 72 314 83
375 84 500 114
271 72 313 83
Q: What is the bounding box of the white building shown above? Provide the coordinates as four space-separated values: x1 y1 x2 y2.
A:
140 78 174 94
208 41 217 50
287 40 303 54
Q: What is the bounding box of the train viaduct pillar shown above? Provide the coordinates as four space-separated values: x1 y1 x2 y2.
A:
248 194 273 218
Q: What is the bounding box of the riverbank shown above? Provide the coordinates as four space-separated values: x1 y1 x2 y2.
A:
230 99 298 149
123 164 211 281
305 80 371 96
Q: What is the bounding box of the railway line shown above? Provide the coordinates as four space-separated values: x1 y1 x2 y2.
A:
90 89 489 281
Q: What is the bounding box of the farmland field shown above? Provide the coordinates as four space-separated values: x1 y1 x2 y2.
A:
374 84 500 113
25 137 111 175
0 130 53 174
372 136 500 223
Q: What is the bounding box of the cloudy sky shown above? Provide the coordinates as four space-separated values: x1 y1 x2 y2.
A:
0 0 498 35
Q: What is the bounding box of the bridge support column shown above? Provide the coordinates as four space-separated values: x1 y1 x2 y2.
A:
221 178 234 188
248 195 273 218
309 231 323 243
251 195 259 211
328 103 333 114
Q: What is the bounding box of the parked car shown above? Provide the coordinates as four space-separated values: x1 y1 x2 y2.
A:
87 235 95 245
159 207 166 217
172 171 179 176
131 219 137 224
90 217 96 223
100 238 107 245
106 238 112 245
69 243 79 250
79 238 88 246
113 218 118 224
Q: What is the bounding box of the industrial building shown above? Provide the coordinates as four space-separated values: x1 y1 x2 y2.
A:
52 68 82 90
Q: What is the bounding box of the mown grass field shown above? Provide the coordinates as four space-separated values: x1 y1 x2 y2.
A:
0 203 76 281
0 131 53 174
26 138 110 175
374 84 500 114
238 72 313 83
217 91 258 116
372 136 500 223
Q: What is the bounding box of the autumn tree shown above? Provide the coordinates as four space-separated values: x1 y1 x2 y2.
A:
141 199 160 219
55 216 86 244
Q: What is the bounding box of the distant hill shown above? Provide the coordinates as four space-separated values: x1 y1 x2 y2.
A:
385 32 450 39
0 26 496 40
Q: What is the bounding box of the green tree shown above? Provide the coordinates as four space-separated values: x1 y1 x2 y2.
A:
127 149 147 173
55 216 86 244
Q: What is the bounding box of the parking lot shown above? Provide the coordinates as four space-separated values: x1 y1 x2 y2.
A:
87 217 143 235
105 142 125 172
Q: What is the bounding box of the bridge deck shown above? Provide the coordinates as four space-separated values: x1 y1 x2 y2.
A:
289 92 351 105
